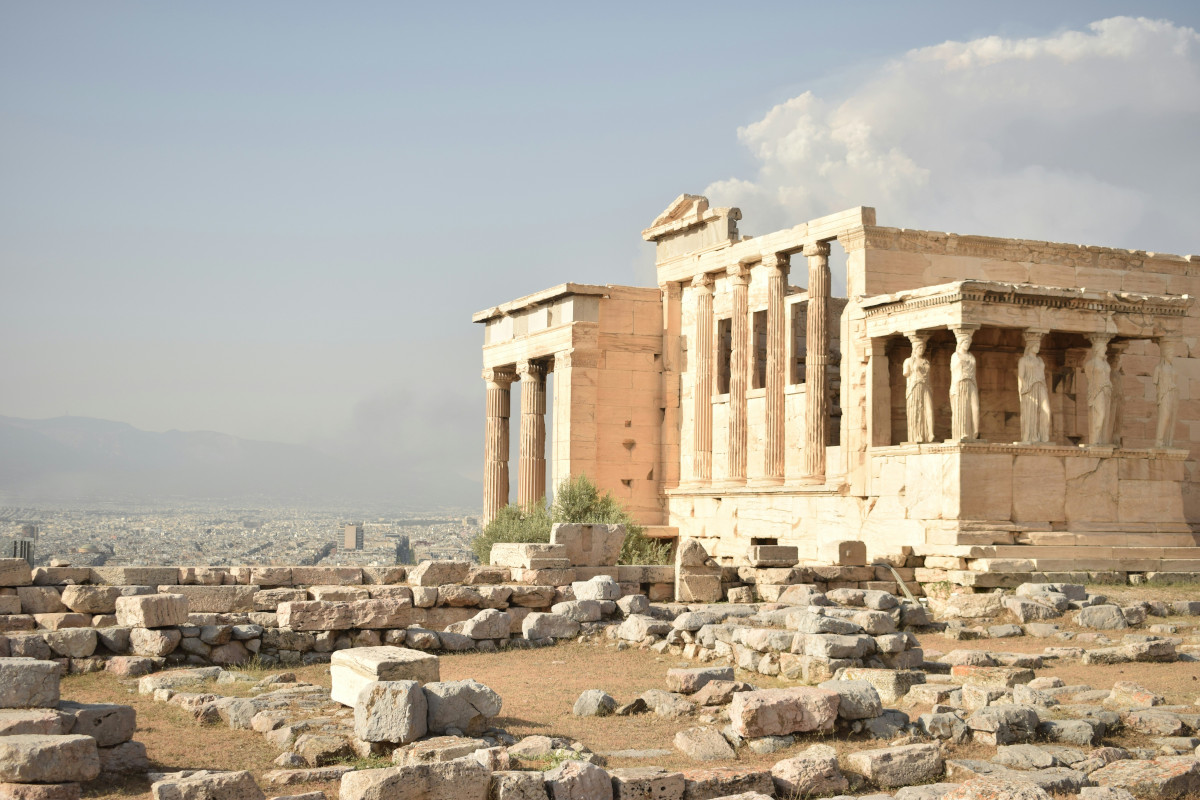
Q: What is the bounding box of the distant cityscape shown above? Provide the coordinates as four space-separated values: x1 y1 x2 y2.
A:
0 504 480 568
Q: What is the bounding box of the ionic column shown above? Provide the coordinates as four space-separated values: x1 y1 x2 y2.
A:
764 254 788 482
803 242 831 480
728 263 750 483
482 367 516 525
691 273 714 483
517 360 547 507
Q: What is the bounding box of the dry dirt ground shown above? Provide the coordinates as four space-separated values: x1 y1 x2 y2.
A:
65 583 1200 800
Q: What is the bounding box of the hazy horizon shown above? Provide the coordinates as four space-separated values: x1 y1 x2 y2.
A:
4 2 1199 499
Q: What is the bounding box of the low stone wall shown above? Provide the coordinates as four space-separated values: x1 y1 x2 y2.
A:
0 558 645 672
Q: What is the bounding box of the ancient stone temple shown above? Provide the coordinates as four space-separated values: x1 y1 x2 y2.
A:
475 195 1200 582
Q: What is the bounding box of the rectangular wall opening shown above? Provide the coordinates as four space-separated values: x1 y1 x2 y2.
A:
716 317 732 394
752 309 767 389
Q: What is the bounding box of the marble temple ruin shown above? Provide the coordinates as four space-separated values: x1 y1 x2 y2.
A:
474 195 1200 584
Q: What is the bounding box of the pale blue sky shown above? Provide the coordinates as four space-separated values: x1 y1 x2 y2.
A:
3 1 1199 486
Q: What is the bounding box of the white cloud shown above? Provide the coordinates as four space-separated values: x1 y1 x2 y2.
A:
706 17 1200 255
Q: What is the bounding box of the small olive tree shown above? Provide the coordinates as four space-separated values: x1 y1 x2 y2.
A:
471 474 671 565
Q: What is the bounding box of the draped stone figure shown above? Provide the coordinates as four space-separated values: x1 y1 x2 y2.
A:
1154 338 1180 447
903 333 935 443
1107 343 1126 447
1018 331 1051 444
1085 334 1113 446
949 327 979 440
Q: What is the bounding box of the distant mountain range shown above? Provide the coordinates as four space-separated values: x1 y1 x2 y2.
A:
0 415 478 510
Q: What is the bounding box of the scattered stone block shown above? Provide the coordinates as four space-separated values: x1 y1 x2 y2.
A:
769 743 847 797
1076 605 1129 630
544 759 611 800
354 681 427 745
151 770 265 800
816 679 882 720
609 767 684 800
966 705 1040 745
393 736 490 766
57 702 135 747
423 679 502 736
818 540 866 566
43 630 96 659
618 615 671 642
0 783 81 800
573 690 616 717
490 770 549 800
0 735 99 783
98 741 150 774
666 667 734 695
330 647 439 707
1090 756 1200 799
673 727 734 762
844 743 943 789
728 687 839 738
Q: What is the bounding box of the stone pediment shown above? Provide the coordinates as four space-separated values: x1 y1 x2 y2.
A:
642 194 741 243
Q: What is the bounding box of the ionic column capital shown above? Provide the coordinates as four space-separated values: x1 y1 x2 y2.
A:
803 241 831 259
482 367 517 386
691 272 714 292
727 263 751 286
761 252 790 276
516 360 545 381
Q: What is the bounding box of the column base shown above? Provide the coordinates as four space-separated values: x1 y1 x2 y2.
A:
797 474 826 486
749 476 785 488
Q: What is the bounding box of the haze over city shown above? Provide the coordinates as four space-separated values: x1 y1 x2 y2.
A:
3 2 1200 514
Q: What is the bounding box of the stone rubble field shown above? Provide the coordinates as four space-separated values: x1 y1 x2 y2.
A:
7 576 1198 800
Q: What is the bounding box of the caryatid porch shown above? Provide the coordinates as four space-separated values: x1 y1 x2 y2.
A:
859 280 1194 545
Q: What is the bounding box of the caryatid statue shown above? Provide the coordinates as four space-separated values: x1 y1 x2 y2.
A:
1154 338 1180 447
949 327 979 441
1085 333 1113 446
1018 330 1051 444
903 332 935 443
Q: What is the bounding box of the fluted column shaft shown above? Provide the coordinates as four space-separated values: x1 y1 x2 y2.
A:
692 274 714 483
764 255 788 482
728 264 750 483
482 367 516 525
517 360 547 507
804 242 831 480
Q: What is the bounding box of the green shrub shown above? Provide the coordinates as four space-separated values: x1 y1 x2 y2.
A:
471 474 672 566
469 499 551 564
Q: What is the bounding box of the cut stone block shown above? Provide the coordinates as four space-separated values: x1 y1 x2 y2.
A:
0 735 99 783
489 543 571 570
0 561 32 588
354 681 427 744
58 702 136 747
0 709 70 736
330 647 440 707
0 658 60 708
151 770 266 800
747 546 798 567
406 561 472 587
818 540 867 567
59 586 154 614
114 594 188 628
0 783 81 800
728 688 840 738
339 757 490 800
423 679 502 736
550 523 625 568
